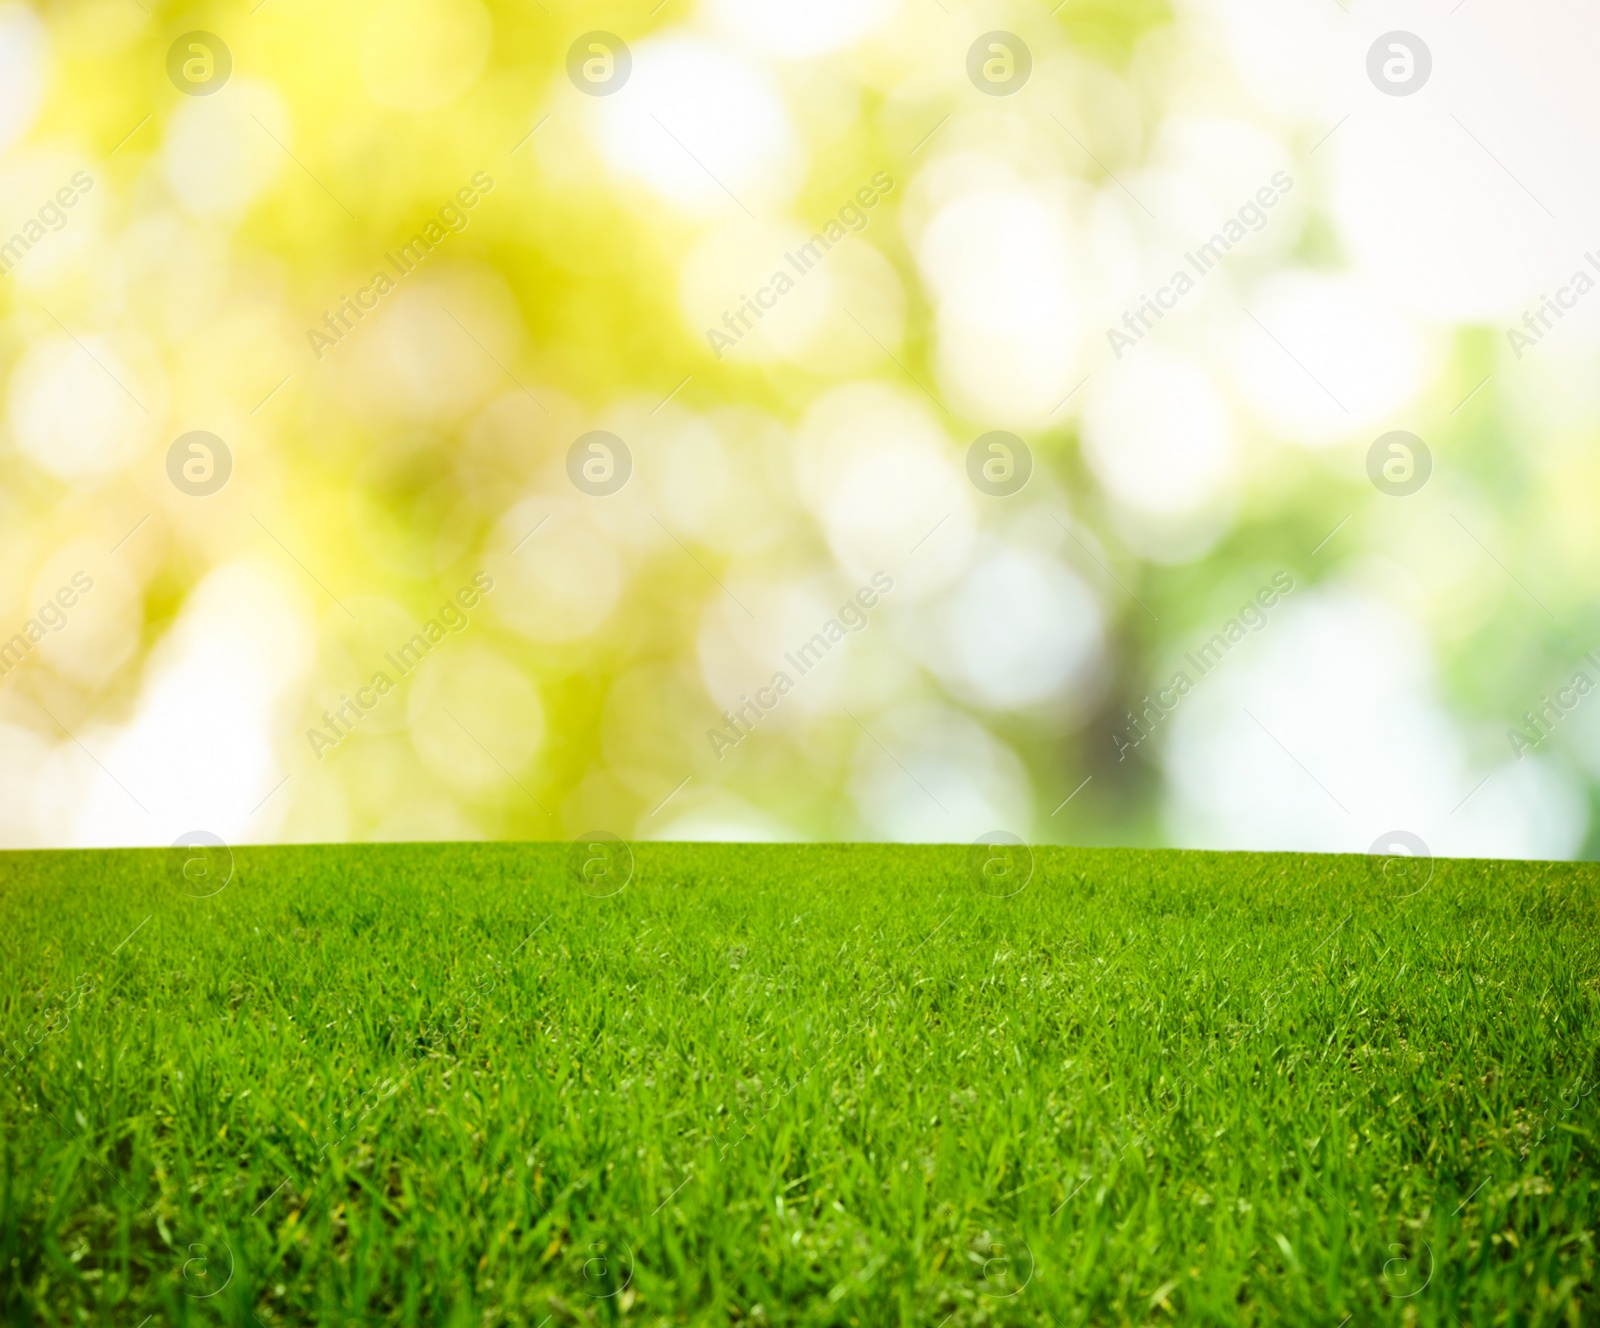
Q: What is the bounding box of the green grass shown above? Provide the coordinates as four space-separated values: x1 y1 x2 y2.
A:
2 842 1598 1326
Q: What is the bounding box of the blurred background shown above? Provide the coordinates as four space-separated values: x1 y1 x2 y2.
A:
0 0 1596 857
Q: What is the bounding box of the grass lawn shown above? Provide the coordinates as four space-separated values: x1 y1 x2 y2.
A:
1 841 1597 1326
